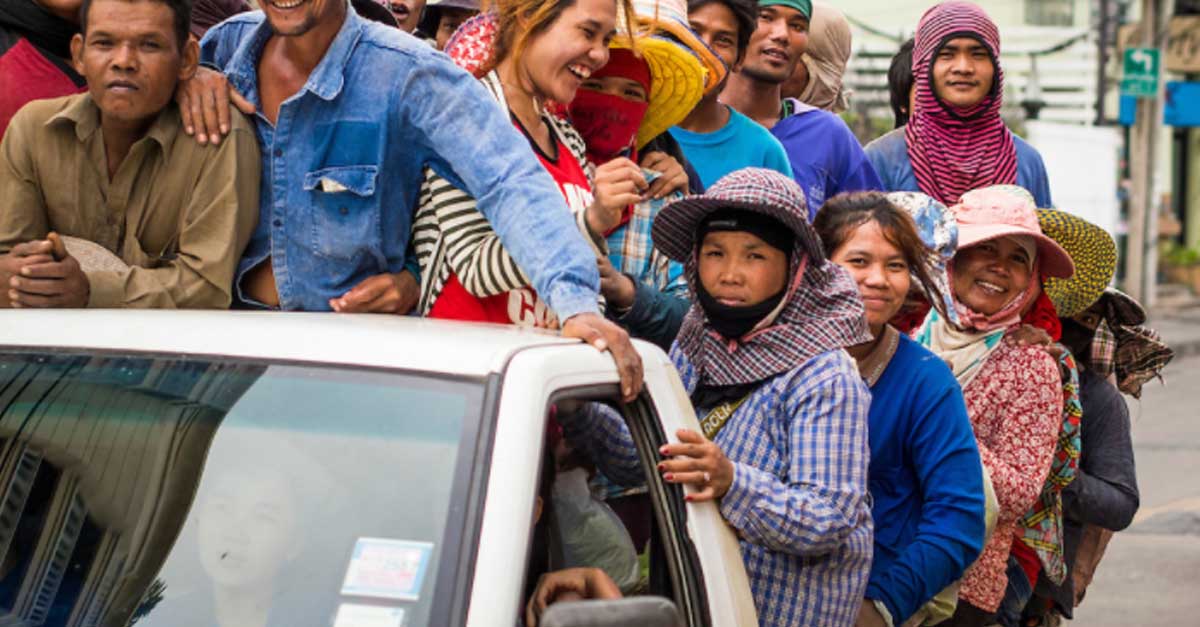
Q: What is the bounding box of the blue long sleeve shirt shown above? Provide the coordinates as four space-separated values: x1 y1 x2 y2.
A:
199 9 599 316
864 334 987 623
863 127 1053 208
562 347 873 627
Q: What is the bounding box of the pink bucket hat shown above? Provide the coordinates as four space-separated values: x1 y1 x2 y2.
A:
951 185 1075 279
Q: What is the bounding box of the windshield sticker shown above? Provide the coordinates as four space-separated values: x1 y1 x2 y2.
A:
333 604 406 627
341 538 434 601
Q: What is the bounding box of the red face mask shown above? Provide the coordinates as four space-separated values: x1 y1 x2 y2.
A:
568 89 649 163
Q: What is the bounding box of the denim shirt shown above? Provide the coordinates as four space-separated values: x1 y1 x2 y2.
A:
199 8 600 315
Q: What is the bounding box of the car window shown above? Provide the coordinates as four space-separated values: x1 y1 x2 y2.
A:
0 350 484 627
525 394 708 626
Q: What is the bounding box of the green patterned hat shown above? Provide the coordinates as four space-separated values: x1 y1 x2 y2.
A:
1037 209 1117 318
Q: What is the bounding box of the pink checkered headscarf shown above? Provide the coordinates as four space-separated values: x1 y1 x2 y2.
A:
905 1 1017 205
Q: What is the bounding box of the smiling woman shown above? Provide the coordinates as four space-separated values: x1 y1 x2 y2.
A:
410 0 650 331
915 185 1076 626
813 191 988 627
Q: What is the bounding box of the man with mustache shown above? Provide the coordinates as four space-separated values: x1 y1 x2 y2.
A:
721 0 880 218
182 0 644 400
864 1 1053 209
0 0 260 309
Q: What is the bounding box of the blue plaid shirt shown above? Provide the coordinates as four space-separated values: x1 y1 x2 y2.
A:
605 177 687 299
562 347 873 627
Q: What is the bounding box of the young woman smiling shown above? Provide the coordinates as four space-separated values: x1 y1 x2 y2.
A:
912 185 1075 627
813 191 986 627
412 0 693 328
561 168 875 627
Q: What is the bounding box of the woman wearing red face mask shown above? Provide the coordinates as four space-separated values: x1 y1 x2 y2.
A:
567 0 726 350
411 0 695 329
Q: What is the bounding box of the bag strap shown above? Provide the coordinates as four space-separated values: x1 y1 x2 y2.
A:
699 394 751 441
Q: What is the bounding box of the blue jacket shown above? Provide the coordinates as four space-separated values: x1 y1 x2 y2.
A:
865 334 986 622
864 127 1053 207
200 10 599 316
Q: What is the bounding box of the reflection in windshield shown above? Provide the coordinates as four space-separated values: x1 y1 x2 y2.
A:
0 352 481 627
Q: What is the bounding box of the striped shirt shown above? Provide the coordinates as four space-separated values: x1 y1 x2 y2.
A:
561 347 874 627
411 71 604 315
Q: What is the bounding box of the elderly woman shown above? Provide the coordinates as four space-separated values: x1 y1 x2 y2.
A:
561 168 873 627
915 186 1075 626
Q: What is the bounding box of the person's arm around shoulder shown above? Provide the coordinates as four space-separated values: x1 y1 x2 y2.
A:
718 359 872 555
89 110 261 308
177 21 256 146
976 345 1063 523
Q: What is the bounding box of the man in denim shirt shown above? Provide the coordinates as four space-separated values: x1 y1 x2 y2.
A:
184 0 642 397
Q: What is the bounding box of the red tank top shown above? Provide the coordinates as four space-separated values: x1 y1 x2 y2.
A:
0 37 86 138
430 119 593 327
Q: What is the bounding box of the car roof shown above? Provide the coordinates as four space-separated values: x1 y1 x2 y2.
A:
0 310 579 376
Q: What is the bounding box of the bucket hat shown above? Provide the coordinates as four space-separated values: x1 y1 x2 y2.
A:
1037 209 1117 318
886 191 960 327
652 168 823 264
952 185 1074 279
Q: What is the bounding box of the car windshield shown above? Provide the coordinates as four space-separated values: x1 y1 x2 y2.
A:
0 350 484 627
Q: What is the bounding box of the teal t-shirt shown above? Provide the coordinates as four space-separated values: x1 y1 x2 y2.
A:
668 106 792 189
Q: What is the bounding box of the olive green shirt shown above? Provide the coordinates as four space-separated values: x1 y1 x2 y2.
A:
0 93 260 308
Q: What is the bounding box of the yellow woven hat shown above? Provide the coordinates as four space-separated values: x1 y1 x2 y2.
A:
614 0 727 148
1037 209 1117 318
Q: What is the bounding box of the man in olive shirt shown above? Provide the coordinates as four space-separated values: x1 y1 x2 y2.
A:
0 0 258 309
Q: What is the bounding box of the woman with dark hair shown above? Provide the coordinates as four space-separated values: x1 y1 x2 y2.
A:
814 191 986 627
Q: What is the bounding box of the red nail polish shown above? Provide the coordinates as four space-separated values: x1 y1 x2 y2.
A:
664 473 673 481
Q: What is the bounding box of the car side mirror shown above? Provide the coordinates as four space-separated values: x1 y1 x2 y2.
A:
538 597 683 627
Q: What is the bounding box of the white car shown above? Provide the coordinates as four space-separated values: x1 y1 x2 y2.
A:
0 311 757 627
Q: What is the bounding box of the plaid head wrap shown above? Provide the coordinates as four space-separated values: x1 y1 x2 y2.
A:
1086 289 1173 398
905 2 1017 205
653 168 871 387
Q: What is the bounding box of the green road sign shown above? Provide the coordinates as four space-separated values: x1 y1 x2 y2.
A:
1122 47 1160 98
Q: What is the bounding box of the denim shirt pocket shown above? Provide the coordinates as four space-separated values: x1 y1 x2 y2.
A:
304 165 381 261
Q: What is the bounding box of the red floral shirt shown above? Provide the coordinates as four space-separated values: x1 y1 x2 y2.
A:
958 340 1063 611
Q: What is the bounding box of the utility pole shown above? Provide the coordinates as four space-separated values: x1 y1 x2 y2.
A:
1096 0 1111 125
1125 0 1166 307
